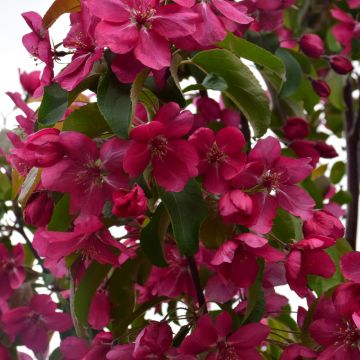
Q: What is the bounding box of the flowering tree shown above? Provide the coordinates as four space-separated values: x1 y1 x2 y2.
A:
1 0 360 358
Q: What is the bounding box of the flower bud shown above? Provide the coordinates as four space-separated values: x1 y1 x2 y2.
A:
314 141 338 158
299 34 324 58
24 192 54 227
329 55 353 75
112 184 147 218
303 210 344 240
283 117 310 140
19 70 41 97
311 79 331 97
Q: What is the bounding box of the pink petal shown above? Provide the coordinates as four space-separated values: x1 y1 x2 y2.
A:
228 323 270 348
87 0 130 22
248 136 281 166
341 252 360 282
212 0 253 24
123 142 150 178
250 193 277 234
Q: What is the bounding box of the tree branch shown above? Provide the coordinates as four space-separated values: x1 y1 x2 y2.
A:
343 78 359 249
187 255 207 313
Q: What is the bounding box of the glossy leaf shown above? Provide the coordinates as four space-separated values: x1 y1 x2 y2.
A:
330 161 346 184
159 180 208 255
202 73 228 91
193 49 270 137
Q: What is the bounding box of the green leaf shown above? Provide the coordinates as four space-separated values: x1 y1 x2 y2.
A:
242 259 265 324
38 84 69 126
219 33 285 92
73 261 111 331
192 49 270 137
159 179 208 255
330 161 346 184
140 203 169 267
130 69 150 118
276 49 302 98
272 208 303 243
202 73 228 91
47 194 72 231
48 347 62 360
63 103 111 137
332 190 352 205
138 88 160 119
0 172 11 200
328 71 346 111
97 70 132 138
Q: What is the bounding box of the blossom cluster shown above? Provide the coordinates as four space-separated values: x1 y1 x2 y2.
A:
0 0 359 359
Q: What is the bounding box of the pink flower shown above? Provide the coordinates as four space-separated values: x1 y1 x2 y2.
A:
331 7 360 54
124 102 198 192
280 344 317 360
87 0 199 70
21 12 54 96
88 289 111 330
61 332 112 360
303 210 344 240
33 215 122 267
189 127 246 193
2 294 72 354
240 136 315 233
42 132 129 216
299 34 324 58
285 236 336 297
19 70 41 97
180 311 269 358
340 252 360 283
311 79 331 98
283 117 310 140
23 191 54 227
112 184 147 218
0 244 25 299
211 233 284 288
55 5 103 90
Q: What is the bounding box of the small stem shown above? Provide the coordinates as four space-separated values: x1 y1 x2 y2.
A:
186 255 207 313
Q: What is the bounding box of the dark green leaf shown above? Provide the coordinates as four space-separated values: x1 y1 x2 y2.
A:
328 71 346 111
49 347 62 360
159 179 208 255
202 73 228 91
276 49 302 98
73 261 111 330
219 33 285 92
97 70 132 138
47 194 72 231
330 161 346 184
63 103 111 137
192 49 270 137
272 208 303 243
38 84 68 126
140 203 169 267
332 190 352 204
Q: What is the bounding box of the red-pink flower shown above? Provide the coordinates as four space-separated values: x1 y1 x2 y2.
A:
280 344 317 360
112 184 147 218
33 215 122 267
88 289 111 330
299 34 324 58
2 294 72 354
19 70 41 97
285 236 336 297
283 117 310 140
211 233 284 288
42 132 129 216
180 311 269 358
340 251 360 283
329 55 354 75
240 136 315 233
55 5 103 90
87 0 199 70
124 102 198 192
189 127 246 193
0 244 25 299
23 191 54 227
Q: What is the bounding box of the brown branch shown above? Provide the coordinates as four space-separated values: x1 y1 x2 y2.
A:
186 255 207 313
343 78 359 249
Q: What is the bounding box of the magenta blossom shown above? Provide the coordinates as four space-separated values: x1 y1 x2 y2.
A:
285 236 336 297
2 294 72 354
211 233 284 288
180 311 269 358
19 70 41 97
87 0 199 70
237 136 315 233
55 5 103 90
23 191 54 227
189 127 246 193
33 215 122 267
124 102 198 192
112 184 147 218
42 132 129 216
280 344 317 360
88 289 111 330
0 244 25 299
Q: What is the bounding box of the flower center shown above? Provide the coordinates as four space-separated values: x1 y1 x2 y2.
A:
218 343 240 360
261 170 283 194
75 159 105 189
151 136 168 158
131 6 156 28
336 322 360 349
207 143 227 164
